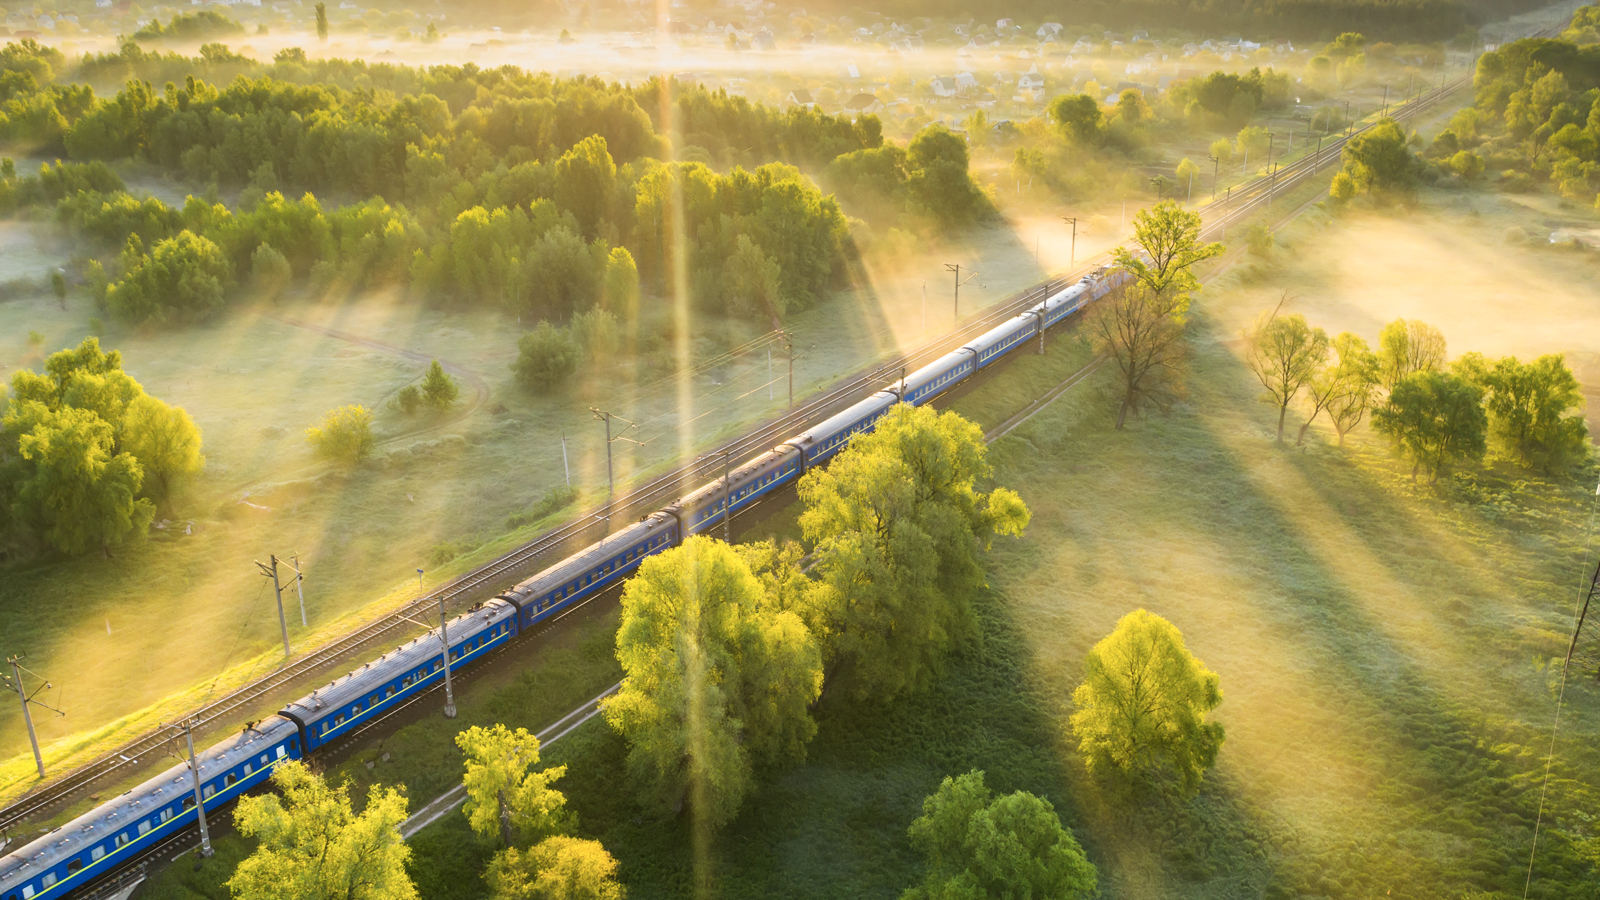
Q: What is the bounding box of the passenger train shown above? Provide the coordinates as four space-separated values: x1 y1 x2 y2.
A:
0 266 1128 900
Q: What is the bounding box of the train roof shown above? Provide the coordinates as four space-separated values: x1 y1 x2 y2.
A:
279 599 516 722
787 390 899 450
0 717 299 887
501 513 675 603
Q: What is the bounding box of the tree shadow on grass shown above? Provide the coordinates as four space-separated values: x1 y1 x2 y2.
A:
978 305 1600 900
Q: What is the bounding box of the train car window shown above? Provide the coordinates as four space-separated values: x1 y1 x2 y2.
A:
40 875 55 889
91 846 105 862
162 807 175 822
244 763 254 776
23 884 36 898
67 859 82 874
182 797 194 811
386 686 396 699
279 745 289 758
138 821 151 835
203 785 216 800
433 661 442 673
115 833 129 847
369 694 380 707
225 773 238 788
334 715 346 727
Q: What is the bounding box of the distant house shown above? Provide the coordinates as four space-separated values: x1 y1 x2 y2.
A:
844 93 882 114
996 17 1012 28
787 88 815 108
931 76 958 97
1014 85 1043 103
1036 22 1062 38
1018 70 1044 91
752 31 774 50
954 71 977 90
845 63 860 79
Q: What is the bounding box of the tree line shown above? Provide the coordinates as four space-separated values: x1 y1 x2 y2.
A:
1459 24 1600 204
1245 312 1590 480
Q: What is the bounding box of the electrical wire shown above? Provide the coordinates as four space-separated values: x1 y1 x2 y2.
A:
1522 478 1600 899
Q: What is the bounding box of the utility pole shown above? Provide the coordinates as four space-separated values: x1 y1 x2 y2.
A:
289 555 307 628
560 434 570 486
1208 154 1220 200
589 409 640 496
438 595 456 718
780 332 802 409
256 556 290 658
181 718 214 858
699 449 734 542
767 346 773 401
5 655 50 779
1381 83 1389 116
1150 175 1164 201
1061 217 1077 267
944 263 978 321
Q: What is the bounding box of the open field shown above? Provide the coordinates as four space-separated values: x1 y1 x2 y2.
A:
0 197 1141 805
259 183 1600 899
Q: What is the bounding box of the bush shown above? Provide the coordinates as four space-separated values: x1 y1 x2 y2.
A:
250 243 292 299
1499 170 1533 192
305 405 374 463
572 307 619 360
513 322 581 390
396 385 422 414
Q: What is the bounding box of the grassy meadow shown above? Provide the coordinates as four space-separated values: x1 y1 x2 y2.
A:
316 186 1600 898
0 191 1132 807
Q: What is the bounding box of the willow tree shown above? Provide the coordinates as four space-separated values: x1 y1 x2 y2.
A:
230 761 415 900
1244 309 1329 443
601 536 822 828
798 404 1029 701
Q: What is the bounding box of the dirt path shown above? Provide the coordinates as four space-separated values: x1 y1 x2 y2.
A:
259 310 493 448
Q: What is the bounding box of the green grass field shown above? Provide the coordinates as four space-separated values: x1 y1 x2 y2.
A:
0 195 1130 808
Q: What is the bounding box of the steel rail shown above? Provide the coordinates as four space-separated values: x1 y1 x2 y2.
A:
0 29 1541 836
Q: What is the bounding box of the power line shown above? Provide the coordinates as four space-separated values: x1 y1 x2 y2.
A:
1522 477 1600 898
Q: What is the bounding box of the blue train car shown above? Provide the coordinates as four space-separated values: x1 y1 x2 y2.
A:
280 599 518 752
0 718 300 900
500 512 679 633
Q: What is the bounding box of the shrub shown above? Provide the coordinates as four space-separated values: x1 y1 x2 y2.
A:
396 385 422 414
572 307 619 360
420 359 459 408
305 405 374 463
250 243 292 298
513 322 581 390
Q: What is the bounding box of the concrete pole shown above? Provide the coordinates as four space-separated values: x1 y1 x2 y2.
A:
183 720 214 858
291 555 307 628
8 657 43 779
266 556 289 658
439 596 456 719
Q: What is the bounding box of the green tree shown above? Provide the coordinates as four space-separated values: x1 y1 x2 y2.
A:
7 404 153 556
600 246 639 316
106 231 232 326
1244 310 1330 443
120 393 204 505
902 770 1096 900
49 268 66 310
1372 370 1487 482
1070 609 1224 797
601 536 822 828
485 836 625 900
396 384 422 414
251 243 292 299
513 322 582 390
1481 354 1589 472
315 2 328 41
1098 202 1223 429
456 724 571 848
905 124 986 229
1376 318 1446 390
1175 157 1200 194
553 135 617 239
1048 93 1104 145
798 404 1028 701
1208 138 1234 167
1305 332 1378 446
306 405 374 463
1448 150 1485 180
420 359 460 409
719 234 783 320
229 760 416 900
1340 118 1421 201
572 308 620 360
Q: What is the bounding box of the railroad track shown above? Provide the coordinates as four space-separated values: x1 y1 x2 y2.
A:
0 33 1536 838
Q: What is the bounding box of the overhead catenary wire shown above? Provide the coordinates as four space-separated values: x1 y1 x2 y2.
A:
1521 478 1600 899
